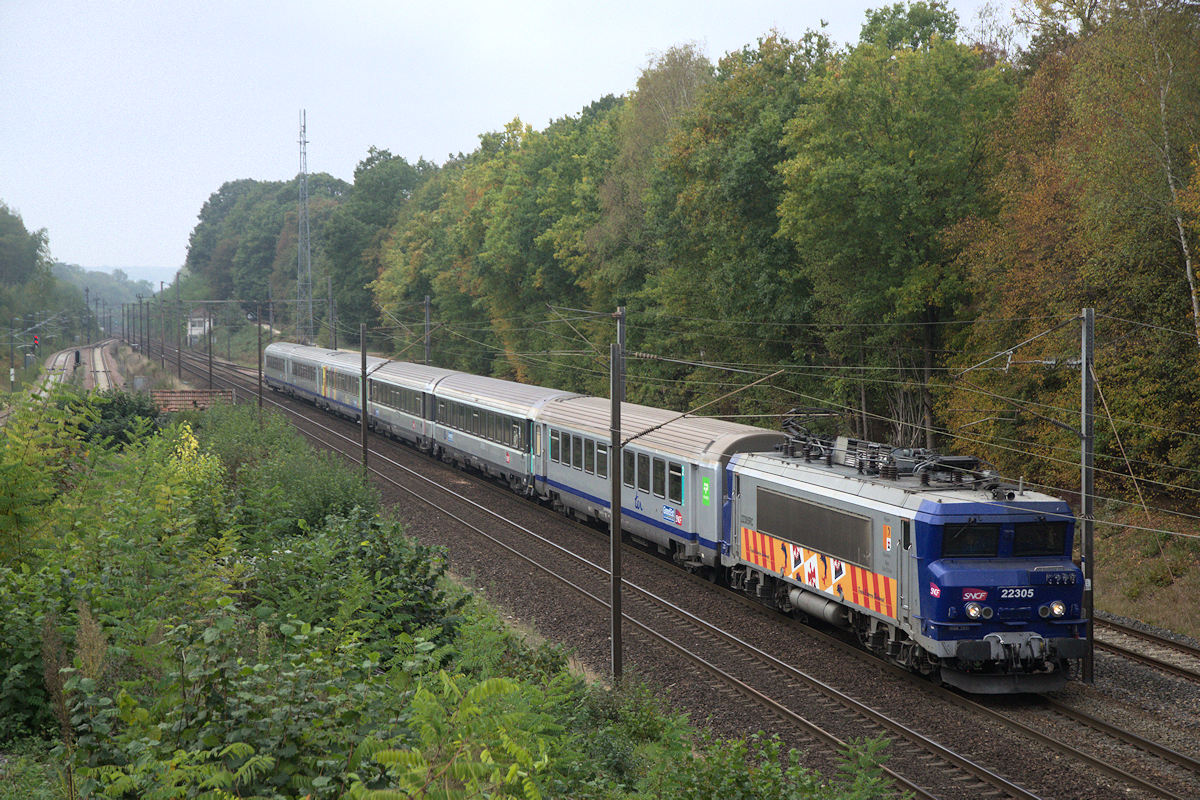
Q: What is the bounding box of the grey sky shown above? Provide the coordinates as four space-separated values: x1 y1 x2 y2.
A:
1 0 1002 285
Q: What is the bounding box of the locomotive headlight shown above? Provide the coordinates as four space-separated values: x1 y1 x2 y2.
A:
1050 600 1066 618
965 602 982 620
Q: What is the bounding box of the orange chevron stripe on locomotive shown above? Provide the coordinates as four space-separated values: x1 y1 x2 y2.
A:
739 527 896 620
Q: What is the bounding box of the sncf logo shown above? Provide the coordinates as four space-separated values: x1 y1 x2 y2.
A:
962 589 989 602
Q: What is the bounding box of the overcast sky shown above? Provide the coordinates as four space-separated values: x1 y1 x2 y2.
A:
1 0 1004 285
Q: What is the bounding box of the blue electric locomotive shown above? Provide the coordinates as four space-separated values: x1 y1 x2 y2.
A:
729 437 1086 693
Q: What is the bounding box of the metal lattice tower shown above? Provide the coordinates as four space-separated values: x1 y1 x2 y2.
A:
296 110 314 344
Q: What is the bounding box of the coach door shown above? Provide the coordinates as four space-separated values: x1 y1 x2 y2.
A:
534 423 543 475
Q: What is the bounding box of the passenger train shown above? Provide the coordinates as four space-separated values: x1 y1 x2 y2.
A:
265 342 1087 693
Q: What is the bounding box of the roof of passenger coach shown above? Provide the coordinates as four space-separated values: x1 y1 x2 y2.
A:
264 342 333 360
538 395 786 461
323 350 388 373
434 373 581 416
265 343 387 374
370 360 463 388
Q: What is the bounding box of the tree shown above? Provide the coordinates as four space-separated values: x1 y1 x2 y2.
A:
583 45 714 310
323 149 436 342
944 1 1200 493
634 32 830 413
0 202 50 287
778 12 1017 446
1065 0 1200 348
860 1 959 49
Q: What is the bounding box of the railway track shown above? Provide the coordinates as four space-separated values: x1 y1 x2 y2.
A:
91 339 115 391
1094 617 1200 684
35 348 77 396
136 336 1200 799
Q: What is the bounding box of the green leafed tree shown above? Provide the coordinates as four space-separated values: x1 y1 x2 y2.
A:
323 149 437 343
634 31 830 415
0 202 50 287
777 8 1017 446
583 45 714 311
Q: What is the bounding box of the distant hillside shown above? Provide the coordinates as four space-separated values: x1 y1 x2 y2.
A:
51 262 157 308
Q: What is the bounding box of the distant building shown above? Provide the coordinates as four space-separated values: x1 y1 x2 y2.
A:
187 309 212 347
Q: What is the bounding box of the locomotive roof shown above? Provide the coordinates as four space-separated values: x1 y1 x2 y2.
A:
538 395 786 462
733 450 1069 518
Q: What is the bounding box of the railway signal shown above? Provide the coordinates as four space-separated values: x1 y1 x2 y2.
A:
33 334 38 350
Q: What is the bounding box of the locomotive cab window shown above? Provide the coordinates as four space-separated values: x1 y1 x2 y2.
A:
942 522 1000 557
1013 520 1068 557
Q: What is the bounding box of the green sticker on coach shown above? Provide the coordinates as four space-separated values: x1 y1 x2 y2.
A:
702 476 711 506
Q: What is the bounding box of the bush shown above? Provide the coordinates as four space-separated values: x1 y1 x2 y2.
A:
67 597 413 800
638 732 899 800
248 509 467 665
57 389 160 449
187 404 378 542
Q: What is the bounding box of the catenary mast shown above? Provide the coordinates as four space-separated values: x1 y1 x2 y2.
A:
296 110 314 344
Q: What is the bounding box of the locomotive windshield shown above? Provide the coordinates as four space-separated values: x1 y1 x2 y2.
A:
1012 520 1069 556
941 522 1000 557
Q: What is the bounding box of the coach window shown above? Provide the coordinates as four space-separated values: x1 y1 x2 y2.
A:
623 450 635 488
550 429 560 462
668 462 683 504
652 458 666 498
584 439 595 474
570 434 582 469
637 453 650 493
597 445 608 479
512 422 523 451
